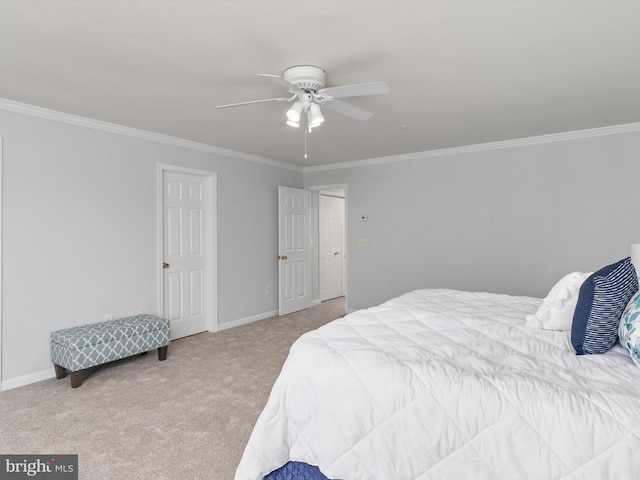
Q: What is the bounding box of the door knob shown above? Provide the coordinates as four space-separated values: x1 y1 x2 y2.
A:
162 262 170 269
334 252 339 255
278 255 288 260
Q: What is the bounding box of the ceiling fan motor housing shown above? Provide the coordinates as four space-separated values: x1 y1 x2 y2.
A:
283 65 326 92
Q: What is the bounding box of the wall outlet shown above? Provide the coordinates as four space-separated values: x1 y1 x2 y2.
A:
265 286 271 295
135 308 143 315
104 314 113 322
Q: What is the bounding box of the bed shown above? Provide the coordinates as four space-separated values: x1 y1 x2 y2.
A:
235 281 640 479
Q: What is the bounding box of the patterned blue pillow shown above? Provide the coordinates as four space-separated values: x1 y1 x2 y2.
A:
571 257 639 355
618 291 640 366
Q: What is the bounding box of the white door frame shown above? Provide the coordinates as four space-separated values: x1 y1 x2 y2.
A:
307 183 348 313
157 164 218 333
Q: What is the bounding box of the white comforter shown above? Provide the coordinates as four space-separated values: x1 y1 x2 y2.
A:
235 289 640 480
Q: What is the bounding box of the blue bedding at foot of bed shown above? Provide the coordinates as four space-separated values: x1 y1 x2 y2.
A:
264 461 331 480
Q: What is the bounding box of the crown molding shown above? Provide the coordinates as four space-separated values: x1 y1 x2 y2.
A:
0 98 302 173
3 97 638 175
303 122 640 173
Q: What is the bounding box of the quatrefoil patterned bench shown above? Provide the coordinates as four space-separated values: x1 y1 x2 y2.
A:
51 314 170 388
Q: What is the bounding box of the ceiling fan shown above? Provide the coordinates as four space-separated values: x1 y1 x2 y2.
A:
216 65 390 131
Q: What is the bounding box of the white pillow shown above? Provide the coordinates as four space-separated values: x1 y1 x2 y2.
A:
526 271 591 331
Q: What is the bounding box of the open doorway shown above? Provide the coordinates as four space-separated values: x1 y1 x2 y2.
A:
308 184 347 311
319 191 345 301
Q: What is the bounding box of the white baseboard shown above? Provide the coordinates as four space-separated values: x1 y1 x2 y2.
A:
217 299 329 331
1 368 55 391
216 309 279 332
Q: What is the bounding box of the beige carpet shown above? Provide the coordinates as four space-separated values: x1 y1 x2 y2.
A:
0 298 345 480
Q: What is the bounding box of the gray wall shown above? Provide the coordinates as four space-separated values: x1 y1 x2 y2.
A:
2 103 639 387
0 108 301 385
305 131 640 311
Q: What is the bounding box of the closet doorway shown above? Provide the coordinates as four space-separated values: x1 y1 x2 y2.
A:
319 190 346 301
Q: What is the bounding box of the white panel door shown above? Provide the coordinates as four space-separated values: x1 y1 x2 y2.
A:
278 186 311 315
163 171 208 339
319 194 345 301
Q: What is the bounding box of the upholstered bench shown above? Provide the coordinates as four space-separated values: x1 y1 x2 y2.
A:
51 314 170 388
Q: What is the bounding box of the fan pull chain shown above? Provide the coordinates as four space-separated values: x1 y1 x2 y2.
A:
304 125 308 159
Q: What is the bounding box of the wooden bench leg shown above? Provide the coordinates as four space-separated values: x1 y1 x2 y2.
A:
158 346 168 361
70 370 83 388
54 364 67 380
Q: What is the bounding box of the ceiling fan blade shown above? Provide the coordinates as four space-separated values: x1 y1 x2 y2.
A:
215 97 289 109
258 73 304 95
319 81 390 99
321 99 373 121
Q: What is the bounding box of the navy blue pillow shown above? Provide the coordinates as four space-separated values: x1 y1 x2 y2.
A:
265 462 330 480
571 257 639 355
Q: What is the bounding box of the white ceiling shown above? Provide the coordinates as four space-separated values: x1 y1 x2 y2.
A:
1 1 639 167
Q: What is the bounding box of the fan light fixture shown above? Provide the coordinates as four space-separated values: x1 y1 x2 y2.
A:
286 94 325 131
286 101 303 127
308 103 324 129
